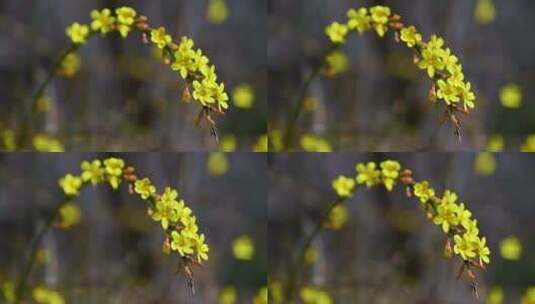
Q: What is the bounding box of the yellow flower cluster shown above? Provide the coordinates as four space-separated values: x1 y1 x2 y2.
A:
331 160 490 273
65 6 229 112
325 5 476 115
57 157 209 265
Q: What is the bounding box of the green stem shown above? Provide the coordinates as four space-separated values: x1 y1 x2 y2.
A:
283 197 344 303
17 43 81 148
14 203 64 304
283 45 339 149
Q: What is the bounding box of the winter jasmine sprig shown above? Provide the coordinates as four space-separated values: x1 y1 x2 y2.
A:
324 5 476 141
20 6 229 149
330 160 489 296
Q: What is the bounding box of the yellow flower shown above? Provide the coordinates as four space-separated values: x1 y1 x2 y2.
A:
347 8 371 33
66 22 89 44
417 37 446 78
150 27 172 49
474 0 496 25
57 202 82 229
499 83 522 109
486 134 504 152
80 159 104 185
194 233 209 262
325 204 349 230
170 230 195 256
413 181 435 203
300 286 332 304
325 22 348 43
232 235 254 260
459 81 476 110
332 175 355 197
152 187 181 229
90 8 115 34
207 152 229 176
326 51 349 74
171 37 196 79
253 134 268 152
253 287 268 304
436 78 460 104
499 236 522 260
453 233 477 260
58 53 81 77
370 5 391 37
400 26 422 48
2 129 16 151
214 82 229 110
486 286 503 304
59 174 82 196
232 84 255 108
522 286 535 304
134 178 156 200
475 236 491 264
380 160 401 191
193 79 216 105
355 162 380 187
32 134 64 152
433 190 459 233
103 157 124 189
116 6 137 37
219 134 237 152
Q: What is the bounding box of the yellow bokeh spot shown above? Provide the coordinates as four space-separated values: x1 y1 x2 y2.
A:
522 287 535 304
325 204 349 230
499 236 522 260
36 96 52 113
1 129 16 151
207 152 229 176
486 134 504 152
32 286 65 304
474 152 496 176
253 287 268 304
304 247 318 264
521 135 535 152
326 51 350 74
218 286 237 304
269 129 284 152
32 134 64 152
58 52 81 77
57 202 82 229
303 96 319 112
499 83 522 109
300 286 332 304
474 0 496 25
207 0 229 24
232 84 255 109
269 281 284 304
219 134 237 152
300 134 332 152
36 249 50 265
486 286 503 304
253 134 268 152
232 235 254 260
2 281 15 303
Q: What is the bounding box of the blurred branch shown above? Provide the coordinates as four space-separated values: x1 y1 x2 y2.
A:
283 197 344 302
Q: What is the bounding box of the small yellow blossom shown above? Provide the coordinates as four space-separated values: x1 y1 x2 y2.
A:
474 152 496 176
325 22 348 43
218 286 237 304
332 175 355 197
81 159 104 185
300 286 332 304
150 27 172 49
486 286 503 304
59 174 82 196
32 134 64 152
486 134 504 152
370 5 391 37
32 286 65 304
207 152 229 176
355 162 380 187
453 233 477 261
326 51 349 74
90 8 115 34
170 230 195 257
134 178 156 200
347 7 371 33
207 0 229 24
66 22 90 44
116 6 137 37
499 236 522 260
57 202 82 229
413 181 435 203
499 83 522 109
474 0 496 25
232 84 255 108
103 157 124 189
400 26 422 48
325 204 349 230
300 134 332 152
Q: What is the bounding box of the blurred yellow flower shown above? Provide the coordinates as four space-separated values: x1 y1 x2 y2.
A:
2 281 15 303
57 202 82 229
207 0 229 24
326 51 349 74
486 286 503 304
253 287 268 304
300 134 332 152
521 135 535 152
303 96 319 112
474 0 496 25
499 236 522 260
232 235 254 260
33 134 64 152
58 53 81 77
36 248 50 265
304 247 318 264
522 286 535 304
232 84 255 109
36 96 51 112
300 286 332 304
66 22 89 44
1 129 16 151
218 286 237 304
486 134 504 152
332 175 355 197
32 286 65 304
207 152 229 176
269 281 284 304
499 83 522 109
269 129 284 152
325 204 349 230
474 152 496 176
219 134 237 152
253 134 268 152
